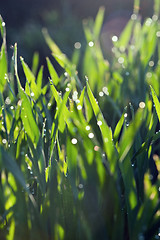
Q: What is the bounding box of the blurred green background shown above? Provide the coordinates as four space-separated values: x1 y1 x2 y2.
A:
0 0 154 73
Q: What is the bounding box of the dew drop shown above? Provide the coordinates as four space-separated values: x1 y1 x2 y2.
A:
31 92 34 97
77 105 82 110
2 139 7 144
86 126 90 131
88 133 94 139
64 72 68 77
156 31 160 37
74 42 81 49
124 113 128 118
65 87 70 92
97 120 102 126
5 97 11 105
131 14 137 20
149 61 154 67
71 138 77 144
112 35 118 42
99 91 104 97
94 145 99 151
118 57 124 64
2 22 5 27
10 106 14 110
78 183 83 189
139 102 145 109
88 41 94 47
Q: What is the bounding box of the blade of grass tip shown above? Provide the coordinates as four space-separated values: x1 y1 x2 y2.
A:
14 43 22 90
150 85 160 122
86 80 118 174
32 52 39 76
20 56 40 99
133 0 140 15
37 65 43 90
0 17 7 93
94 6 105 40
46 57 60 86
113 114 125 143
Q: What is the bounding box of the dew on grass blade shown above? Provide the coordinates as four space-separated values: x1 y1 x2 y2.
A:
88 41 94 47
77 105 82 110
149 61 154 67
131 14 137 20
124 113 128 118
2 22 5 27
145 18 152 26
10 106 14 110
139 102 145 109
156 31 160 37
86 126 90 131
112 35 118 42
102 87 109 95
5 97 11 105
97 120 102 126
78 183 83 189
94 146 99 151
65 87 70 92
88 133 94 139
99 91 104 97
2 139 7 144
74 42 81 49
118 57 124 64
31 92 34 97
71 138 77 144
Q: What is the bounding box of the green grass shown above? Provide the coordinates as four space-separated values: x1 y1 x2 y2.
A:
1 1 160 239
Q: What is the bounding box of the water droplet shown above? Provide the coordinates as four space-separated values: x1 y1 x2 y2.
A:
77 105 82 110
112 35 118 42
64 72 68 77
74 42 81 49
149 61 154 67
118 57 124 64
124 113 128 118
139 102 145 109
71 138 77 144
88 133 94 139
78 183 83 189
75 99 80 104
145 18 152 26
146 72 152 78
88 41 94 47
65 87 70 92
131 163 135 167
152 15 158 21
126 123 129 127
86 126 90 131
131 14 137 20
10 106 14 110
156 31 160 37
2 22 5 27
94 145 99 151
99 91 104 97
31 92 34 97
48 102 51 107
102 87 109 95
125 72 129 76
2 139 7 144
104 138 108 143
97 120 102 126
5 97 11 105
